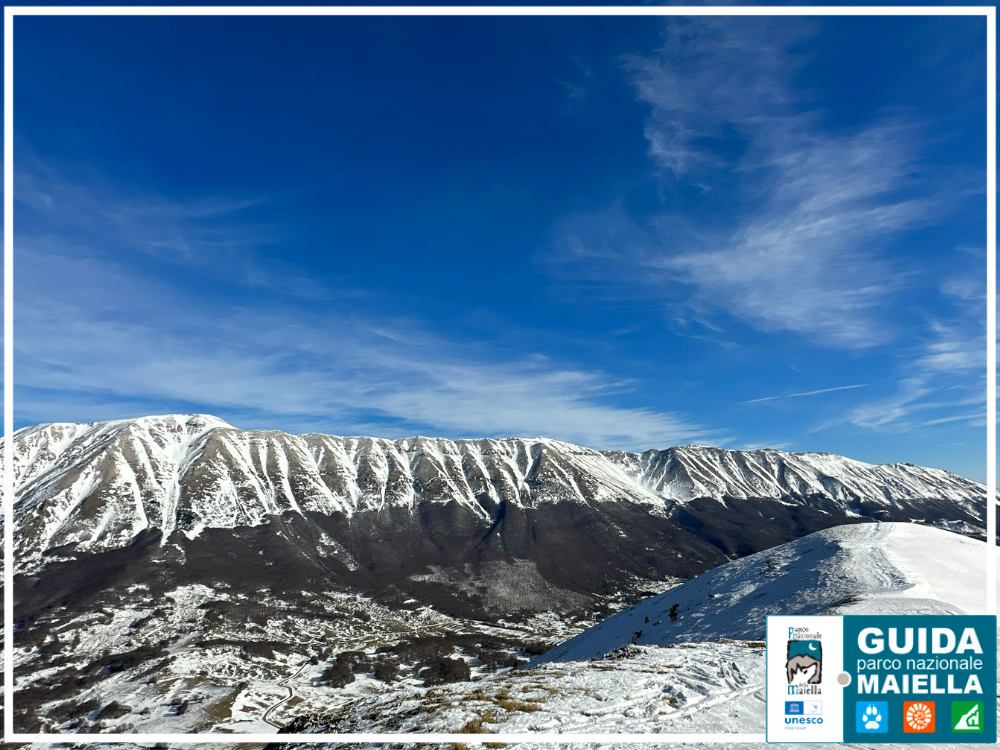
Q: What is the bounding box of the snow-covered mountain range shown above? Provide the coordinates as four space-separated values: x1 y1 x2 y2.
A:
7 414 991 737
7 413 987 575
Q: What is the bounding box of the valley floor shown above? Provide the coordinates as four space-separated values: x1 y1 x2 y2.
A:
13 523 998 749
11 581 629 734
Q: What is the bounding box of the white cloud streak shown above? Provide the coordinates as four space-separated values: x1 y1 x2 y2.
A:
656 120 933 348
836 323 986 432
745 384 869 404
13 244 712 451
544 17 986 440
14 154 343 301
550 18 949 349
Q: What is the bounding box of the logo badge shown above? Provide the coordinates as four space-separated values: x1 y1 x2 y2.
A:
952 701 984 733
904 701 935 733
785 701 803 715
786 639 822 684
856 701 888 733
804 701 822 715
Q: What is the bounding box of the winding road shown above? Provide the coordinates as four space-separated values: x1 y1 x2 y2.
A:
263 658 311 729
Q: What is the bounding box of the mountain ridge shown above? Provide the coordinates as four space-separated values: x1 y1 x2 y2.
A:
6 416 992 736
6 413 987 577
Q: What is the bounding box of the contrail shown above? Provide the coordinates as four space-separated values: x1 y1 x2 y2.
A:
746 384 869 404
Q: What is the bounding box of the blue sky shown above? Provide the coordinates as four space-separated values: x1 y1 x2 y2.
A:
12 14 990 480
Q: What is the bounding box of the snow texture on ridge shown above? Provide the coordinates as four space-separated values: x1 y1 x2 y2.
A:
2 414 987 573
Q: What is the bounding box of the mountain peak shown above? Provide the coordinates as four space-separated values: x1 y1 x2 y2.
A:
6 415 986 576
120 412 233 428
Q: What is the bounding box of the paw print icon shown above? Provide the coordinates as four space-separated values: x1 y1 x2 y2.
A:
856 701 889 733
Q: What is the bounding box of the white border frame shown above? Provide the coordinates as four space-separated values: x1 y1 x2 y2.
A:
2 5 995 744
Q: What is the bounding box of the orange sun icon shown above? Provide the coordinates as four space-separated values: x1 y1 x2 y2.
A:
904 701 936 733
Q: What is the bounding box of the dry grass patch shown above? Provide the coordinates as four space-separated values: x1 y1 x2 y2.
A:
456 686 547 715
151 677 180 696
459 717 493 734
496 699 542 713
521 684 559 695
202 693 237 721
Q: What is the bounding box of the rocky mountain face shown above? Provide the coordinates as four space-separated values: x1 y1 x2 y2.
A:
5 414 989 734
7 413 987 616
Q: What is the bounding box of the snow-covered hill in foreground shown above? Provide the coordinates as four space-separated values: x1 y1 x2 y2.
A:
533 522 989 664
278 523 997 748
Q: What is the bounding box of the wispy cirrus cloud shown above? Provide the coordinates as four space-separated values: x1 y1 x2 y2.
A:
827 321 985 433
624 17 815 182
14 224 713 451
14 153 348 301
546 18 957 350
654 120 938 348
540 17 986 445
16 154 268 258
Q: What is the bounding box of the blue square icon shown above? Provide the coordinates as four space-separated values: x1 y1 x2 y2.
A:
857 701 888 733
785 701 803 715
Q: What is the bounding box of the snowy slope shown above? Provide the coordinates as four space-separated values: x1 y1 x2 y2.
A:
3 414 987 573
612 444 983 506
278 522 997 746
533 523 993 664
285 640 769 736
278 638 999 749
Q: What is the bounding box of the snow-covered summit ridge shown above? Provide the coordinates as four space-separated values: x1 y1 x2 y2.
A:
533 522 995 665
609 443 982 505
2 414 986 571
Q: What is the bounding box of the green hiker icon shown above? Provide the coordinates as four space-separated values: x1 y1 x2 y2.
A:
951 701 984 733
